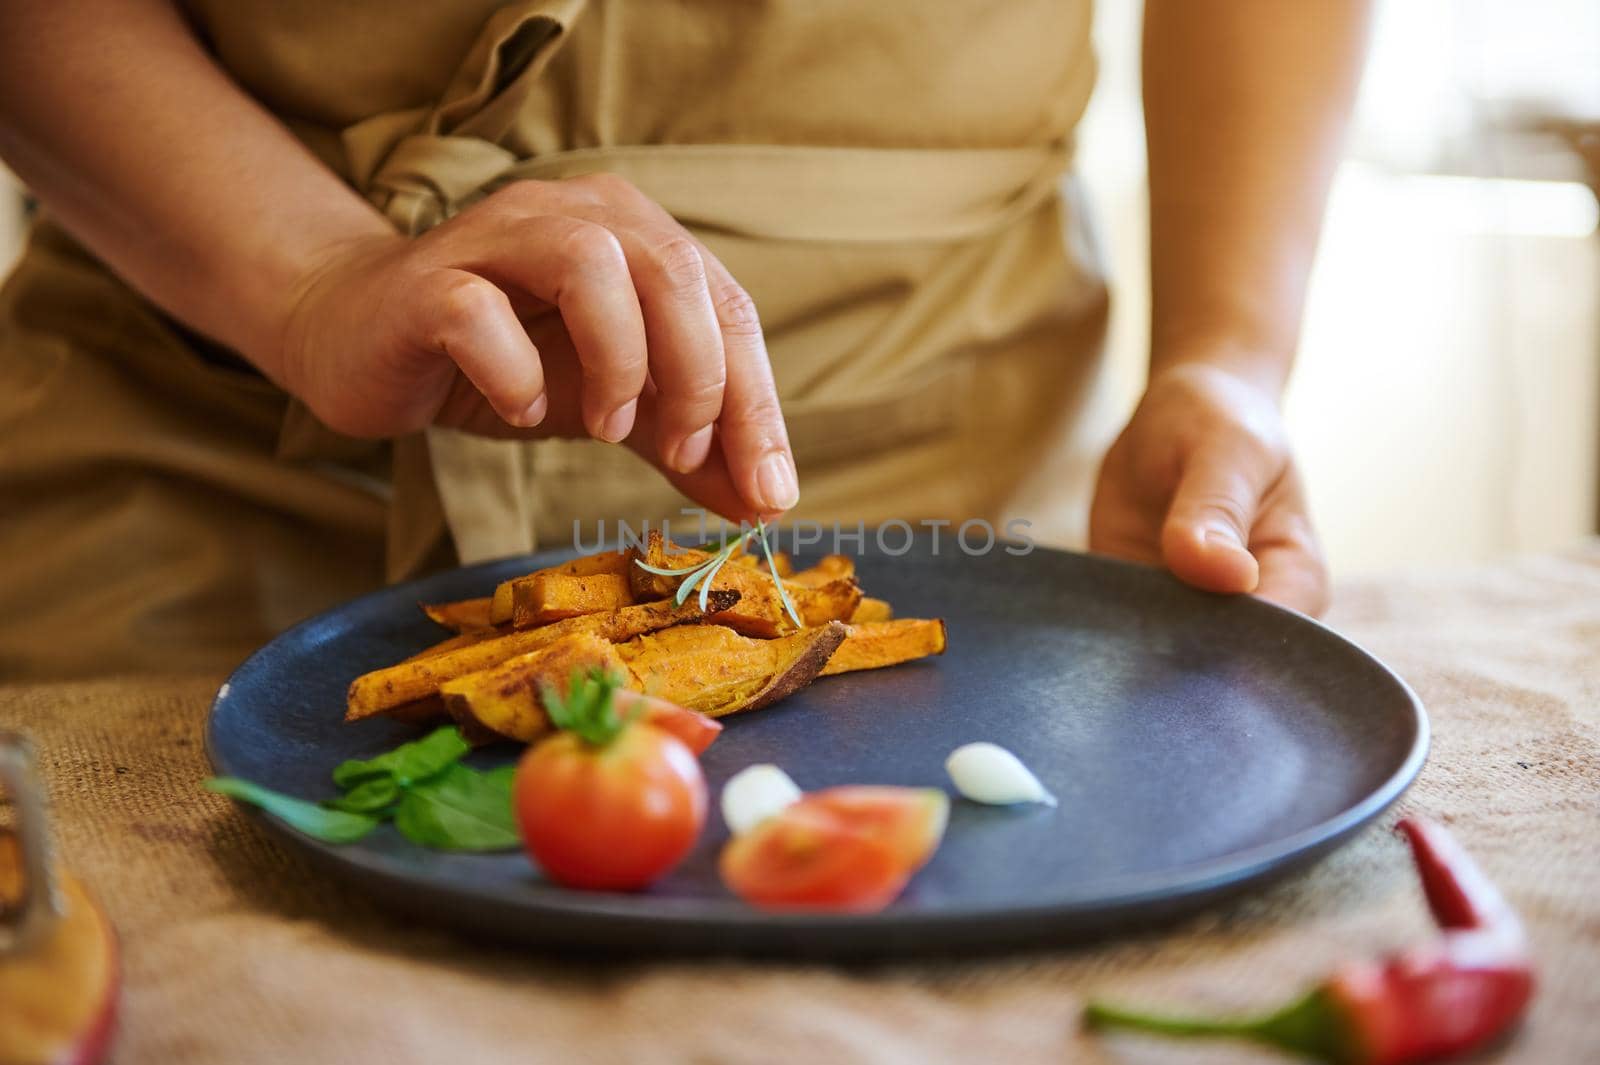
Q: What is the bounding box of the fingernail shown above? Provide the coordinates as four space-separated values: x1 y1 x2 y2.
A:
757 452 800 511
670 424 715 473
518 394 548 428
598 399 637 443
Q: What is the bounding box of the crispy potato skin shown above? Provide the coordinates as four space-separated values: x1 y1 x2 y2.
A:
821 619 947 676
511 571 634 628
618 621 847 718
440 633 626 744
346 591 739 720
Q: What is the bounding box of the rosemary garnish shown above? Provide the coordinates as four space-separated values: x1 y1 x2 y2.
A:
632 519 803 627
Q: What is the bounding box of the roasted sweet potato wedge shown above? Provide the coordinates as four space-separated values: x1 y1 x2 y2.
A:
787 554 855 588
401 629 503 663
510 571 633 628
821 619 947 676
627 532 790 598
421 597 497 634
628 532 860 637
440 632 627 744
346 590 740 720
848 597 894 624
488 549 633 624
704 571 861 638
617 620 848 718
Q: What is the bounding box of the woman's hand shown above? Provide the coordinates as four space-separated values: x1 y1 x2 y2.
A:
1089 363 1329 616
280 173 798 521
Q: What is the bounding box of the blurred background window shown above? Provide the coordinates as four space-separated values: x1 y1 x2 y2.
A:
1081 0 1600 572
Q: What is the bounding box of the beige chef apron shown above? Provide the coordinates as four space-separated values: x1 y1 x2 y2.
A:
0 0 1107 680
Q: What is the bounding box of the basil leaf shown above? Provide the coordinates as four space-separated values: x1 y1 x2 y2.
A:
205 777 379 843
332 726 469 789
323 775 400 815
483 764 517 794
393 764 520 851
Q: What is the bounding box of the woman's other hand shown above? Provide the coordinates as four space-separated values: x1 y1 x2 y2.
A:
1089 362 1329 616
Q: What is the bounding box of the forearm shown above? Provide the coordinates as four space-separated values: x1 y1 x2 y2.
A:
1142 0 1371 393
0 0 394 385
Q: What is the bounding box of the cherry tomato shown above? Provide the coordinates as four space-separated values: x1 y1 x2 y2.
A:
720 786 948 912
514 723 706 890
625 693 722 755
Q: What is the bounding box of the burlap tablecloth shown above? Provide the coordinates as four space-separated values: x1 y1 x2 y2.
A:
5 545 1598 1064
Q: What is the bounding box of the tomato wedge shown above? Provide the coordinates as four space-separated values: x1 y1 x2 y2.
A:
802 786 948 869
720 786 948 912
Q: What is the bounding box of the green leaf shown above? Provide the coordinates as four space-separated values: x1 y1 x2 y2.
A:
205 777 379 843
331 726 470 789
393 764 521 851
323 775 401 814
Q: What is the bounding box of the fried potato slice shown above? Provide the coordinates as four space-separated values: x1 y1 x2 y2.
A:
346 590 739 720
848 597 894 624
440 632 627 744
511 571 633 628
402 629 502 663
421 597 497 634
821 619 947 676
617 620 848 718
786 554 855 588
488 549 633 624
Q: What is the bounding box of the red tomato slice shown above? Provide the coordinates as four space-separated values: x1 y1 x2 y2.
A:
720 786 948 912
803 786 949 869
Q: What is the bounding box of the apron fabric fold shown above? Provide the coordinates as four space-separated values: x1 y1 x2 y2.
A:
0 0 1106 678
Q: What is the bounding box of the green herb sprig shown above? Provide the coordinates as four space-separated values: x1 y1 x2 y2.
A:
633 519 801 627
204 726 519 850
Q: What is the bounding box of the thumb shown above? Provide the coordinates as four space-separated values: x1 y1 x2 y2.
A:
1159 435 1278 596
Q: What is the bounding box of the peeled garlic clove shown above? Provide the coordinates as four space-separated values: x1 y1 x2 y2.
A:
721 763 803 835
945 742 1057 806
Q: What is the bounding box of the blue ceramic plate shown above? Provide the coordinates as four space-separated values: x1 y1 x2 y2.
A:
205 541 1426 957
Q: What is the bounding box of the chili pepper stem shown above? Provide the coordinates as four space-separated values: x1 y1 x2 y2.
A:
1084 989 1355 1064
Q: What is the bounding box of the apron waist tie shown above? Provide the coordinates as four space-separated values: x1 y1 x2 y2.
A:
370 136 1072 243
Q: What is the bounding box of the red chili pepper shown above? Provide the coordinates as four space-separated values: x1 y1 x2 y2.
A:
1084 819 1535 1064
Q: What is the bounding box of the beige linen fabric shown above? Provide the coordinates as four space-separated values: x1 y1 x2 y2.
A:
3 545 1598 1063
0 0 1106 680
